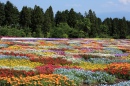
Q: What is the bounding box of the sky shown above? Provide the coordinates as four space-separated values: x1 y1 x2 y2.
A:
0 0 130 21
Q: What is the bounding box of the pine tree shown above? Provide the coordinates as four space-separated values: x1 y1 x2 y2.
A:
126 21 130 37
31 5 44 31
19 6 32 28
61 10 69 23
67 8 77 28
4 1 19 26
55 11 62 26
0 2 5 26
87 9 98 37
43 10 51 36
55 10 69 26
119 17 127 38
112 18 119 38
96 18 102 36
103 18 113 36
46 6 54 26
31 5 44 37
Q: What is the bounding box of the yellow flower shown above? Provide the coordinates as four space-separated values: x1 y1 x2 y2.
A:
0 59 42 68
78 61 107 70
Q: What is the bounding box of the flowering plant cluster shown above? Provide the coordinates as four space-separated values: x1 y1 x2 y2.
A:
77 61 107 70
86 58 130 64
101 80 130 86
35 64 81 74
54 68 116 85
104 63 130 79
0 74 75 86
0 68 35 77
103 48 123 54
0 38 130 85
0 58 42 68
31 57 72 65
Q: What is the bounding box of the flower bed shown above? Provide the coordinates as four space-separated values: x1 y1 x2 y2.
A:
0 74 75 86
0 37 130 85
104 63 130 79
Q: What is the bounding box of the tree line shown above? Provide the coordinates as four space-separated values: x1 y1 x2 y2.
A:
0 1 130 38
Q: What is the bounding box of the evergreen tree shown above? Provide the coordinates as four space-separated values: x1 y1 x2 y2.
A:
96 18 102 36
99 24 109 37
31 5 44 36
103 18 113 36
75 17 91 37
112 18 119 38
119 17 127 38
64 10 69 21
61 10 69 23
43 13 51 35
87 9 98 37
4 1 19 26
46 6 54 26
43 8 52 36
76 12 84 21
19 6 32 28
13 6 19 26
55 11 62 26
55 10 69 26
0 2 5 26
0 0 129 38
67 8 77 28
126 21 130 38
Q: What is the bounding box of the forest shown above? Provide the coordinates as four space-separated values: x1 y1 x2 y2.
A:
0 1 130 38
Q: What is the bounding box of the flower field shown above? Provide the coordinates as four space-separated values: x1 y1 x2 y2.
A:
0 37 130 86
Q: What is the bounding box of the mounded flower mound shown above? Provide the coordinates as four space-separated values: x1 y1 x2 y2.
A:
0 74 75 86
0 37 130 86
104 63 130 79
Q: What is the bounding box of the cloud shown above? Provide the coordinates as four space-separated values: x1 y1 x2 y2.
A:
119 0 130 5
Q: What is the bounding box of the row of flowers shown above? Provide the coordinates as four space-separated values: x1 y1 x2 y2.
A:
104 63 130 80
53 68 116 85
1 38 130 58
0 38 130 86
0 59 42 68
0 74 75 86
0 68 117 86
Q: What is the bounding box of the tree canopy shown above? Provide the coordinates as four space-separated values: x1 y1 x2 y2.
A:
0 1 130 39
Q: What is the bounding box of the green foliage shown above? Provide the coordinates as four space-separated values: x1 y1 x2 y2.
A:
19 6 32 27
43 14 51 37
31 5 44 30
47 6 54 26
42 6 54 37
23 27 32 37
103 18 113 36
0 2 5 26
55 10 69 26
126 35 130 39
75 18 91 36
67 8 77 28
84 71 116 85
0 26 26 37
50 23 72 38
4 1 19 26
53 68 86 85
54 68 116 85
31 5 44 37
86 9 99 37
0 1 130 38
35 27 43 37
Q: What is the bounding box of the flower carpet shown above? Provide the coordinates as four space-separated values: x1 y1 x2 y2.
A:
0 37 130 86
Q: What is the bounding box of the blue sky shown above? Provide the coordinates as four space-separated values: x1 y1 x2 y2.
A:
1 0 130 20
